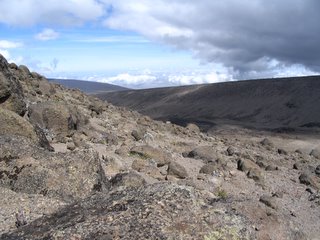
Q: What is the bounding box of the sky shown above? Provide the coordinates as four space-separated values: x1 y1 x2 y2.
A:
0 0 319 89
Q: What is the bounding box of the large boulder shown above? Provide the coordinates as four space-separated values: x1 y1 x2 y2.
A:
0 108 37 141
28 101 87 140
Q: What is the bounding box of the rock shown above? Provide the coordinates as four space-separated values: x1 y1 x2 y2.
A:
88 98 106 115
108 172 146 190
0 149 107 201
131 158 156 172
105 132 119 146
186 123 200 133
226 146 236 156
256 160 267 169
8 62 18 69
131 129 145 141
237 158 260 173
167 161 188 179
265 165 278 171
130 145 171 167
28 101 86 139
278 148 287 155
104 156 127 176
187 146 218 163
38 80 56 96
0 108 37 141
259 195 277 209
0 71 11 99
15 209 27 228
200 162 218 175
115 145 129 156
0 59 27 116
67 142 76 151
247 168 263 182
299 172 319 190
310 149 320 159
237 159 263 182
72 132 88 148
293 162 302 170
33 124 54 151
260 138 273 147
199 159 226 175
18 65 31 76
1 183 255 240
315 165 320 176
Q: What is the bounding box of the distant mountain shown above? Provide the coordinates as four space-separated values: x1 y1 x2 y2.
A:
96 75 320 132
48 79 128 94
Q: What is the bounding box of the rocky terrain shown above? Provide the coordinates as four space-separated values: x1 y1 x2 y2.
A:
97 76 320 133
0 54 319 239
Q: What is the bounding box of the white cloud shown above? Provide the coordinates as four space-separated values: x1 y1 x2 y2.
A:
35 28 60 41
99 73 156 87
0 49 11 59
0 40 23 62
168 72 231 86
0 40 23 49
0 0 105 26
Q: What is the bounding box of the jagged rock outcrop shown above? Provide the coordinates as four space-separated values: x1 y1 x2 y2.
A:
0 55 26 116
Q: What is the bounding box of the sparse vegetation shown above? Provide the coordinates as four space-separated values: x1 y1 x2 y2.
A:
216 187 228 199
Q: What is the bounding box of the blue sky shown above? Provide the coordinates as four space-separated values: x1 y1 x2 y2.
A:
0 0 318 88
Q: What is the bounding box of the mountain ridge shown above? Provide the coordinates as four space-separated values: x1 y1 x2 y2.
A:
97 75 320 132
48 78 128 94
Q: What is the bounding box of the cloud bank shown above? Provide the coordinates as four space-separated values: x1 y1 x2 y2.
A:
82 69 231 89
103 0 320 78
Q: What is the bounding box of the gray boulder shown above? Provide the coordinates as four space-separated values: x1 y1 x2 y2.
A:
130 145 171 167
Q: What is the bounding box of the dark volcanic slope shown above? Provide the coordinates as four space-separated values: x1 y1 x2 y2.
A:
49 79 128 94
97 76 320 131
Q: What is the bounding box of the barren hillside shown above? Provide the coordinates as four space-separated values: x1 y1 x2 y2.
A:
97 76 320 132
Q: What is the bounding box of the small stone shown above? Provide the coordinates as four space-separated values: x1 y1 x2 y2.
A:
259 195 277 209
247 168 263 182
272 191 283 198
293 162 302 170
226 146 235 156
199 162 219 175
186 123 200 133
277 148 287 155
299 172 319 189
260 138 273 147
310 149 320 159
265 165 278 171
315 165 320 176
67 142 76 151
131 129 145 141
